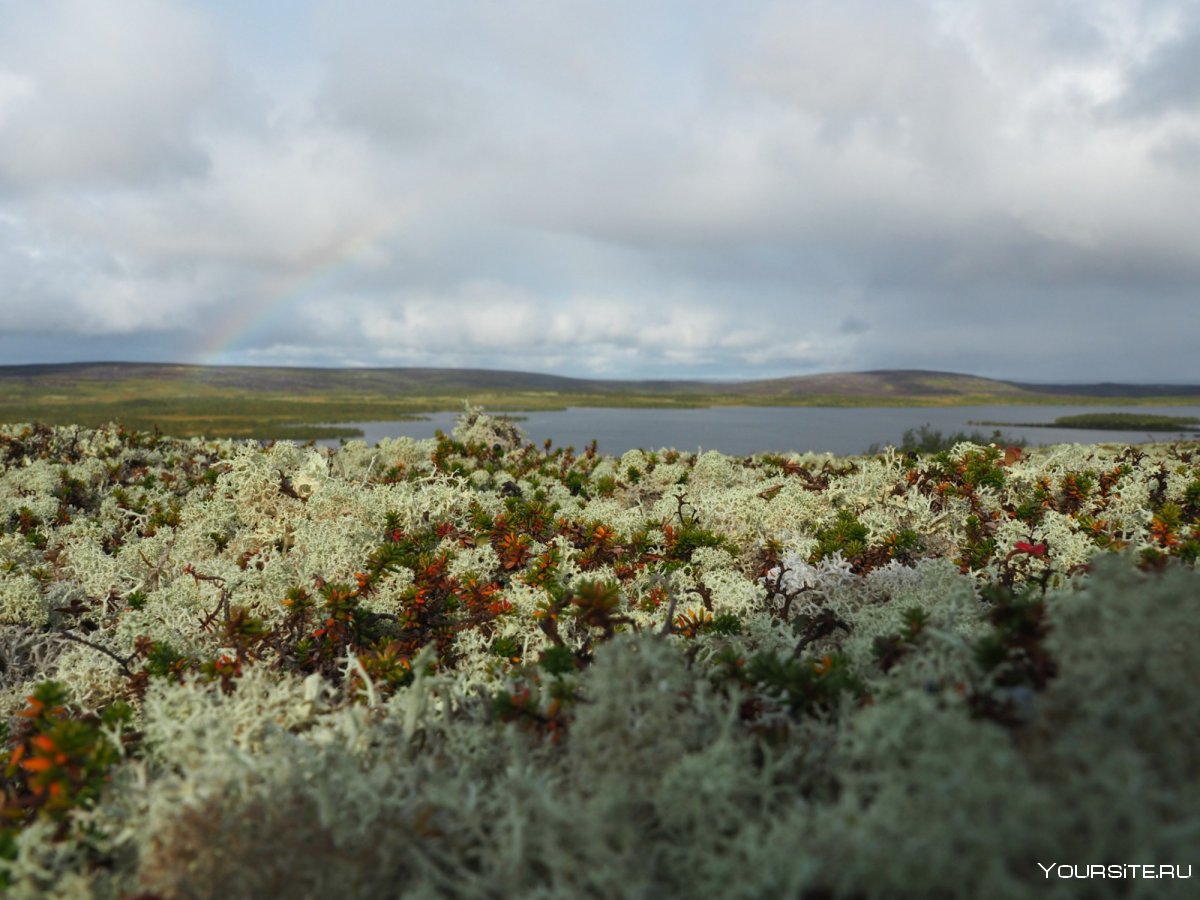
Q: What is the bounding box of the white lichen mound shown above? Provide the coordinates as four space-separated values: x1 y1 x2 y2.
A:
0 418 1196 898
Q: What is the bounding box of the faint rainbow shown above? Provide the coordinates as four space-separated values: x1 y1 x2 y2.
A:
195 212 402 365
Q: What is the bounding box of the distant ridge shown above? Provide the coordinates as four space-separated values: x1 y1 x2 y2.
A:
1007 380 1200 398
1 361 1198 401
5 362 1199 439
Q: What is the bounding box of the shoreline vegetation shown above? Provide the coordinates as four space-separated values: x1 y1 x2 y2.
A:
970 412 1200 432
0 410 1197 895
2 362 1199 440
866 424 1027 455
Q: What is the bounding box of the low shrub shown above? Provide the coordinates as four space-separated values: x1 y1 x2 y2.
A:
0 410 1195 897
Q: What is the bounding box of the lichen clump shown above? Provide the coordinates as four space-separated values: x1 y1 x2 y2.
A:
0 412 1198 898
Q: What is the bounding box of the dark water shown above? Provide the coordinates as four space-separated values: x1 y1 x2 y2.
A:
316 405 1200 457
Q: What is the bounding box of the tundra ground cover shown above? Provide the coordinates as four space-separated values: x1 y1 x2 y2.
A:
0 409 1198 897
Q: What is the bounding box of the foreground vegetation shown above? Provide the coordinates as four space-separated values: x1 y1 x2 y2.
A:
0 410 1198 897
867 423 1027 455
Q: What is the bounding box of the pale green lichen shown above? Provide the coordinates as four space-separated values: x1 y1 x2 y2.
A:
0 419 1197 897
0 573 49 627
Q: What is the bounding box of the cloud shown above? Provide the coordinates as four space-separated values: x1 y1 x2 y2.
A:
0 0 227 191
857 286 1199 383
0 0 1197 383
838 315 871 335
1107 13 1200 119
1150 128 1200 171
263 284 839 376
732 0 995 167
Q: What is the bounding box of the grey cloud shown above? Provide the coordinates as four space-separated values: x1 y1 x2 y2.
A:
858 214 1200 295
857 287 1199 383
0 0 228 192
838 315 871 335
1150 129 1200 171
316 48 478 148
1108 19 1200 119
0 329 199 366
1 0 1198 384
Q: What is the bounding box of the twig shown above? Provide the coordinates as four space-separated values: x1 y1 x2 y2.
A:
55 631 136 678
658 588 679 638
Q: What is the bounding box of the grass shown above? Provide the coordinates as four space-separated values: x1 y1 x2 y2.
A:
0 389 716 439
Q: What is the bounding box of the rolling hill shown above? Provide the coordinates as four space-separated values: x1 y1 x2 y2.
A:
1 362 1198 439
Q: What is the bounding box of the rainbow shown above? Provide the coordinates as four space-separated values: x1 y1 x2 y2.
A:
195 211 403 365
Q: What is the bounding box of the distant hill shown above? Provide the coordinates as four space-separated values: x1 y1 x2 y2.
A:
2 362 1198 439
2 361 1198 401
724 369 1032 398
1007 379 1200 399
0 362 710 396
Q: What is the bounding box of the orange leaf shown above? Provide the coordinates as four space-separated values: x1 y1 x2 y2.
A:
19 698 43 719
30 734 58 754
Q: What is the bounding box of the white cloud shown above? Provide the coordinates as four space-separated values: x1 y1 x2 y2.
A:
274 285 835 376
0 0 227 189
0 71 35 128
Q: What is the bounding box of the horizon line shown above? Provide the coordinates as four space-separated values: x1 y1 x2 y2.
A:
2 359 1199 388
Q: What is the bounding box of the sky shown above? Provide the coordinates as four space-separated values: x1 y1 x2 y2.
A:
1 0 1198 383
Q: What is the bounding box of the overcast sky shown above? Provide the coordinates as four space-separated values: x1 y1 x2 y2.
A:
1 0 1197 382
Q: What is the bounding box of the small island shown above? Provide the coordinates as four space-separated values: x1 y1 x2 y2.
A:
971 412 1200 432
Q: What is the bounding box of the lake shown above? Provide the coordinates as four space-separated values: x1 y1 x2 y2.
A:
315 404 1200 457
